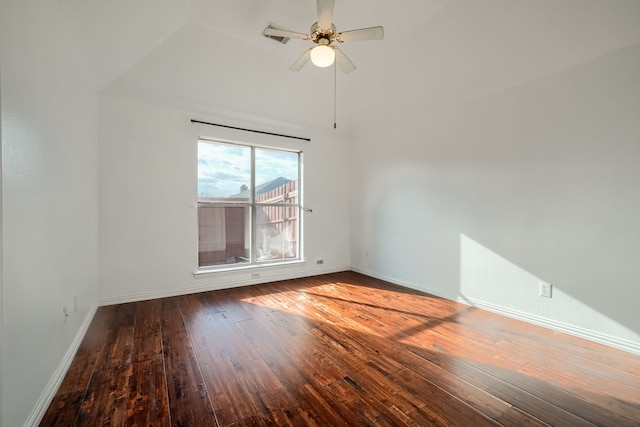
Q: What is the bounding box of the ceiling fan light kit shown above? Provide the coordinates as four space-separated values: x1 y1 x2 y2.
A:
310 45 335 67
263 0 384 74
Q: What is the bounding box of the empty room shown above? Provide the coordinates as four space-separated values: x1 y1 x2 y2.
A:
1 0 639 426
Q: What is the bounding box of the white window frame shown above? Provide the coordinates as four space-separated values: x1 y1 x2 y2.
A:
196 138 304 272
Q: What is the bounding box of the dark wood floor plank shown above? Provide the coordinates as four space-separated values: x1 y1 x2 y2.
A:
126 358 171 427
321 378 399 426
263 292 501 426
457 354 640 427
107 302 138 330
42 304 158 427
496 407 550 427
178 294 257 426
197 292 263 366
76 306 111 353
40 350 101 425
226 414 270 427
519 362 640 424
300 294 408 377
358 321 513 422
299 285 518 424
388 367 502 427
406 343 599 426
495 338 640 391
53 350 101 396
234 316 348 426
355 288 612 426
243 295 349 388
314 320 500 426
132 299 163 363
77 357 133 426
333 305 518 422
43 271 640 427
161 297 218 427
346 284 608 427
73 319 136 426
39 392 86 427
232 357 314 426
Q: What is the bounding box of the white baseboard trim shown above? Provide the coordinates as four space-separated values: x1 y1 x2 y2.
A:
98 266 351 306
352 267 640 356
466 297 640 356
24 304 98 427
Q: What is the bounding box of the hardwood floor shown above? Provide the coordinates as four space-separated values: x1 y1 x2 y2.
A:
41 271 640 426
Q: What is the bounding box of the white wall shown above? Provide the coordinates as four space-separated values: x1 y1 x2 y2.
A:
99 95 351 304
0 1 100 425
350 42 640 353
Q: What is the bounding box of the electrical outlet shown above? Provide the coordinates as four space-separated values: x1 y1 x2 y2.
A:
316 259 324 265
540 282 552 298
252 273 260 279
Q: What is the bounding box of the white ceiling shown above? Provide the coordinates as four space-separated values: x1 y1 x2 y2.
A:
57 0 640 133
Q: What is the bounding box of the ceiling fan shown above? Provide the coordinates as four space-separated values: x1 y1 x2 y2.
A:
263 0 384 74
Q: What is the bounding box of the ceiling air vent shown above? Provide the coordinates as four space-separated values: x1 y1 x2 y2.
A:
263 23 292 45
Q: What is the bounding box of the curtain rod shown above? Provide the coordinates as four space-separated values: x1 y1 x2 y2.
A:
191 119 310 142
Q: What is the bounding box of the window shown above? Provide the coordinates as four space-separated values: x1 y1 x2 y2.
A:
197 139 302 269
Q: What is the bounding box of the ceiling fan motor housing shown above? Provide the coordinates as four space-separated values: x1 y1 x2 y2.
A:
310 22 337 45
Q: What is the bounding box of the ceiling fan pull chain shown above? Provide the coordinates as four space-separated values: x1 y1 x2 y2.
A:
334 60 337 129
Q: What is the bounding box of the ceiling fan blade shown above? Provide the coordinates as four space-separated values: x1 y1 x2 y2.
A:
317 0 335 30
334 47 356 74
289 48 312 71
263 27 309 40
337 26 384 43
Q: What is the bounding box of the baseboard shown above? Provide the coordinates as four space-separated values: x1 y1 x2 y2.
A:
466 297 640 356
24 304 98 427
352 267 640 356
98 265 351 306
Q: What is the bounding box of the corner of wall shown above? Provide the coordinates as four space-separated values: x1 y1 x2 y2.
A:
23 305 98 427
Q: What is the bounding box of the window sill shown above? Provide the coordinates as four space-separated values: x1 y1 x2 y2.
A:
193 259 307 279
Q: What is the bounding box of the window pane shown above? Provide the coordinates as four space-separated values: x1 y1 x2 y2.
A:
198 205 250 267
198 141 252 202
256 205 298 262
255 148 299 204
196 139 302 270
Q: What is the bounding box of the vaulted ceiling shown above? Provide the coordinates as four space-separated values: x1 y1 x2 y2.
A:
57 0 640 133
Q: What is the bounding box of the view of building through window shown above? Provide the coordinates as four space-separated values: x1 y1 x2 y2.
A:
197 139 301 268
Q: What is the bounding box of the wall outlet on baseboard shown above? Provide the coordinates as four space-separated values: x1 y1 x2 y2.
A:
252 273 260 279
540 282 552 298
316 259 324 265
